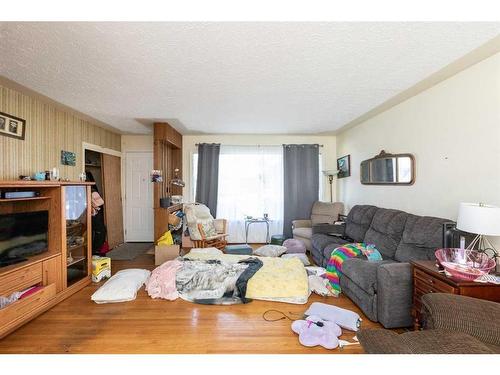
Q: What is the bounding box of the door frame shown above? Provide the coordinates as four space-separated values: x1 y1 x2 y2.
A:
123 150 154 242
82 142 124 241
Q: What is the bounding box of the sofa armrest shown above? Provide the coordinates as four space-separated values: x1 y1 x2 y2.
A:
422 293 500 347
292 219 312 229
357 329 412 354
312 222 345 235
376 262 413 328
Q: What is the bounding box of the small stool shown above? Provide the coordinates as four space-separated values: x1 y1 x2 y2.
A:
270 234 286 246
283 238 306 254
224 244 253 255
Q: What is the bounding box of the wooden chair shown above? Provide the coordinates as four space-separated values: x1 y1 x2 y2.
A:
184 203 228 250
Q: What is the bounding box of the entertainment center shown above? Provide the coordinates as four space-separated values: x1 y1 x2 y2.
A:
0 180 93 338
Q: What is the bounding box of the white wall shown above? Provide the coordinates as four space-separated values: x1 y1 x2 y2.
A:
121 135 154 152
183 134 337 203
336 52 500 246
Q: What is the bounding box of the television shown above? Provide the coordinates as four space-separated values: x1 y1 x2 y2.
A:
0 210 49 267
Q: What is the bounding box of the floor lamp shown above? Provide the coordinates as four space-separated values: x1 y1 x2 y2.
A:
322 170 339 202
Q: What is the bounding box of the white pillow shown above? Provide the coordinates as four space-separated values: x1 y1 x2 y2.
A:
304 302 362 332
91 269 151 304
281 253 311 266
254 244 287 257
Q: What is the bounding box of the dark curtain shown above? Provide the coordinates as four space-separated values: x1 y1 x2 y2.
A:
283 144 319 238
196 143 221 217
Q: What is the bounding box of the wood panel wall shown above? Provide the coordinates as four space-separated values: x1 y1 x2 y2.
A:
0 84 121 181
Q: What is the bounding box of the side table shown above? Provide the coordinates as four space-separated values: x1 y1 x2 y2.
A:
245 218 270 244
411 260 500 330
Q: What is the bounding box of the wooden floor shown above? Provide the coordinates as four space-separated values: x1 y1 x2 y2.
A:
0 252 381 354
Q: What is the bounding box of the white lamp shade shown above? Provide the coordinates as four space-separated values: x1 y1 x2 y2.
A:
457 203 500 236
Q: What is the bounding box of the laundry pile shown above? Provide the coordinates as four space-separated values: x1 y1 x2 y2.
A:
146 257 263 304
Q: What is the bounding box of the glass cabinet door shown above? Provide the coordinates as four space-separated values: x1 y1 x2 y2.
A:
64 185 89 286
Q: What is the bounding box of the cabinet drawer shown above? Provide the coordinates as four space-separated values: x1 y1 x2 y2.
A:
0 283 56 326
0 263 43 297
414 268 455 293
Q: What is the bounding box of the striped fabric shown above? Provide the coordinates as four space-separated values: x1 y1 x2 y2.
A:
325 243 378 295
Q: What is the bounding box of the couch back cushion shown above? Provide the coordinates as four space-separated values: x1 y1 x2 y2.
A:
395 214 449 262
345 205 378 242
311 201 344 225
364 208 408 259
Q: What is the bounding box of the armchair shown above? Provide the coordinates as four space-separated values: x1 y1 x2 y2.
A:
184 203 228 250
292 201 344 251
357 293 500 354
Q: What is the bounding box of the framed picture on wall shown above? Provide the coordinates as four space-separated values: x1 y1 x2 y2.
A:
337 154 351 178
0 111 26 140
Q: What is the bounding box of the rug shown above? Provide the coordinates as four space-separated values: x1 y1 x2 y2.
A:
106 242 154 261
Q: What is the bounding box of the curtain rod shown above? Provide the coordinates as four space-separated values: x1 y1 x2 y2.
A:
194 143 324 147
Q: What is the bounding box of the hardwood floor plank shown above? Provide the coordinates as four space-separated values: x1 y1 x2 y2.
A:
0 253 380 353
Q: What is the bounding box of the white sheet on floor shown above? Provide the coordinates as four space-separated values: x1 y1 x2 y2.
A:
91 269 151 304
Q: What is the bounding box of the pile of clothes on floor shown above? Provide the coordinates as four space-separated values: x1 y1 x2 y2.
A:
92 241 382 306
145 255 263 304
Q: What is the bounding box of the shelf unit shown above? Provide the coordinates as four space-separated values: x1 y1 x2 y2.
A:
153 122 183 242
0 181 93 338
0 196 51 203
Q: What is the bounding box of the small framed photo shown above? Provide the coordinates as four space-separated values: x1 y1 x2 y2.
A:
61 150 76 166
337 155 351 178
0 111 26 140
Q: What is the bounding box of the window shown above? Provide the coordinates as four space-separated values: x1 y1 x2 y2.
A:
192 145 323 242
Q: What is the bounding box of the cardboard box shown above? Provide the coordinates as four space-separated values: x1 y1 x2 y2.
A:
92 256 111 282
155 245 180 265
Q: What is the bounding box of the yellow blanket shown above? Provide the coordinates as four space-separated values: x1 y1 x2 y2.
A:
183 251 309 304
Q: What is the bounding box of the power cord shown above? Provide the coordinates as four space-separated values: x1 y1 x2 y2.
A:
262 309 324 327
262 309 302 322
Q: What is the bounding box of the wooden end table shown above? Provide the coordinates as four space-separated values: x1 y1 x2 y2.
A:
411 260 500 330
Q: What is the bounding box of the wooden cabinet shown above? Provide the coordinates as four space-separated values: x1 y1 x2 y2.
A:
0 181 93 338
0 263 43 297
153 122 183 242
43 255 63 293
411 260 500 330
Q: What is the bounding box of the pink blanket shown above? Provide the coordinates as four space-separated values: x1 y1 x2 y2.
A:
145 259 182 300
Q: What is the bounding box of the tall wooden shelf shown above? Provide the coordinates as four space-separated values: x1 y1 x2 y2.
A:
0 181 93 338
153 122 183 242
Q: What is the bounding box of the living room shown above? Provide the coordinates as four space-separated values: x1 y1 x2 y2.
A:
1 1 500 373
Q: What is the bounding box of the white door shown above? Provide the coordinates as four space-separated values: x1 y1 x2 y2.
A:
124 152 153 241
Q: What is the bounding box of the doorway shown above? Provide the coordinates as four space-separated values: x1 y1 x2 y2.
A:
84 146 125 251
124 151 154 242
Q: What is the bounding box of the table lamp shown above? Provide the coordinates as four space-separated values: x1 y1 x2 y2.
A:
457 202 500 272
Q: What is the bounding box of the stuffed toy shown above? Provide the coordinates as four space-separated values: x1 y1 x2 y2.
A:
291 315 342 349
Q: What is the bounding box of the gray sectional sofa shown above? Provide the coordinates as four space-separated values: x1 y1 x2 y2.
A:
311 205 450 329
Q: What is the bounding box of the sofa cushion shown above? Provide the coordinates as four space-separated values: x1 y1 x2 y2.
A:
345 205 378 242
292 227 312 239
364 208 408 259
312 233 338 252
395 214 450 262
322 238 350 260
342 258 396 295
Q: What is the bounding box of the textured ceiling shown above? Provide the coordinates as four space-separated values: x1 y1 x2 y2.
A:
1 22 499 134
